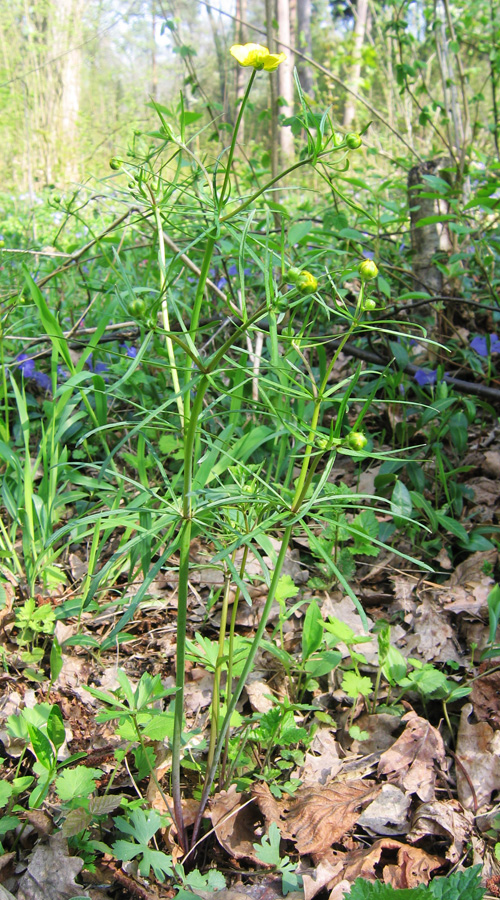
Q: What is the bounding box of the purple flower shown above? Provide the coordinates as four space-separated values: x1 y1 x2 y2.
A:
362 249 375 260
216 277 227 289
120 343 138 359
228 264 238 276
16 354 36 378
470 333 500 358
81 265 89 274
33 371 52 392
86 353 108 374
57 366 70 379
414 368 437 386
244 267 252 277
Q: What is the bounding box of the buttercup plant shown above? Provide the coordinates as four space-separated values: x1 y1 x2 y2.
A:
84 44 430 855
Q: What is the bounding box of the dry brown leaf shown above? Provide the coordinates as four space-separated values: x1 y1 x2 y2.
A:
382 843 444 888
25 809 54 835
210 786 264 864
402 594 463 664
252 783 287 830
324 839 443 892
299 727 342 785
349 714 401 755
245 676 275 714
302 859 344 900
471 664 500 728
455 703 500 810
357 784 411 836
407 799 474 863
377 711 446 802
17 834 89 900
285 779 380 856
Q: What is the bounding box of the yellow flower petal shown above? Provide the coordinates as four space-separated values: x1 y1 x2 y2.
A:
230 43 286 71
262 52 287 72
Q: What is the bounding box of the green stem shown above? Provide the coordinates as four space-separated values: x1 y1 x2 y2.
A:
171 376 209 849
206 567 233 774
191 524 293 846
151 195 184 424
219 69 257 210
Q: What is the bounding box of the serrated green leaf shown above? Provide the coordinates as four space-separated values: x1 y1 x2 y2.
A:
55 766 103 802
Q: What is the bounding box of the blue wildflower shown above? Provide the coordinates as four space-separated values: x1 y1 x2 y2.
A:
86 353 108 374
16 354 36 378
120 343 138 359
470 334 500 358
216 277 227 289
362 249 375 260
414 368 437 386
33 371 52 392
228 264 238 276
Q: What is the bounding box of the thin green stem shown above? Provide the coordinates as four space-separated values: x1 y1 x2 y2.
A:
219 69 257 210
206 566 233 774
151 194 184 423
191 524 293 846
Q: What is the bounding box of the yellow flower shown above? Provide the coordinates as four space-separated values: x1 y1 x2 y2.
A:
230 43 286 72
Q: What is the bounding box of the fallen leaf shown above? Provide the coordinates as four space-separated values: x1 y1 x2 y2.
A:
299 727 342 785
349 714 402 755
324 839 443 891
455 703 500 810
284 779 380 856
17 834 89 900
302 859 344 900
407 799 474 863
210 786 264 864
402 594 463 664
470 663 500 728
357 784 411 836
377 711 446 802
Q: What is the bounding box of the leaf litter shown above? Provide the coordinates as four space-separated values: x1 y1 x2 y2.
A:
2 513 500 899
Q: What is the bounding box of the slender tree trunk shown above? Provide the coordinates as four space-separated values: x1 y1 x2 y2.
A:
343 0 369 129
152 0 157 100
297 0 313 95
277 0 294 162
265 0 279 183
234 0 247 144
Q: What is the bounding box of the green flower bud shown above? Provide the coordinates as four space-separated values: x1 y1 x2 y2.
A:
275 295 289 313
296 270 318 294
358 260 379 281
317 437 330 450
345 132 362 150
109 157 123 171
128 298 146 318
347 431 368 451
286 266 301 284
363 298 377 311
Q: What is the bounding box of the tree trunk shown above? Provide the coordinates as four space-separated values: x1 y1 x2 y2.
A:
234 0 247 144
342 0 369 130
408 158 454 294
265 0 279 183
277 0 294 162
297 0 313 95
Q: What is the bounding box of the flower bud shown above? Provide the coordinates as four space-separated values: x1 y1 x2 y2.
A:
109 157 123 171
347 432 368 451
296 270 318 294
286 266 301 284
363 298 377 311
317 437 330 450
275 296 289 313
345 132 362 150
128 298 146 318
358 260 378 281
